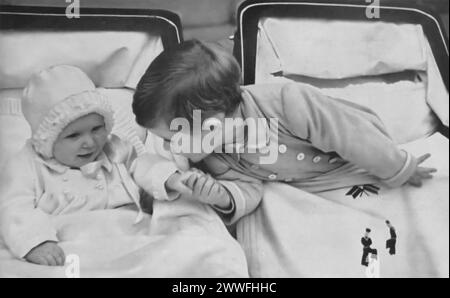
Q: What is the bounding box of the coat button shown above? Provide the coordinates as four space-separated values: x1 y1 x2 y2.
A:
268 174 277 180
313 156 322 163
278 144 287 154
62 177 69 182
329 158 339 164
96 184 104 190
296 153 305 161
96 174 102 180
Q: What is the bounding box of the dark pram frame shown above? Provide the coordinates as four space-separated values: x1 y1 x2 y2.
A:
0 4 183 52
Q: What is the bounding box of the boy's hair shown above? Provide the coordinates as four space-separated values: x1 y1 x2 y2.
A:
133 39 242 128
366 228 371 233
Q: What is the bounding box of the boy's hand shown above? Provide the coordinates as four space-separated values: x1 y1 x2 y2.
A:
407 154 437 187
184 172 232 210
165 171 193 197
24 241 65 266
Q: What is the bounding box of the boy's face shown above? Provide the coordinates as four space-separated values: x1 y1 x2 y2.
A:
53 113 108 168
150 117 227 163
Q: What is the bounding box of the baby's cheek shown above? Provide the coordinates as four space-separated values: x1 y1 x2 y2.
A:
54 140 77 164
95 131 108 147
70 139 84 153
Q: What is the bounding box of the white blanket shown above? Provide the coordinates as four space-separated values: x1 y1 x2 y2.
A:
237 133 449 278
0 200 249 278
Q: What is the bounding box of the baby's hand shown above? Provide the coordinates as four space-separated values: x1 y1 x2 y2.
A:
407 154 437 187
24 241 65 266
165 171 194 197
184 172 232 210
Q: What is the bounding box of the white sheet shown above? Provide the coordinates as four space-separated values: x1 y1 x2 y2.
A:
237 133 449 277
0 200 249 278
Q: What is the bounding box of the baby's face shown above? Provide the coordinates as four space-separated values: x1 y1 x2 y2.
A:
53 113 108 168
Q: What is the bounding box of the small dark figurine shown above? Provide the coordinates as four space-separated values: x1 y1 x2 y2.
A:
361 228 377 266
385 220 397 255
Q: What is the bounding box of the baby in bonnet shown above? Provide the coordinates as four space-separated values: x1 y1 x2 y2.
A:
0 65 192 266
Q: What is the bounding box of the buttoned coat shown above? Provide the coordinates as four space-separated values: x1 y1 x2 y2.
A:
199 83 417 224
0 135 178 258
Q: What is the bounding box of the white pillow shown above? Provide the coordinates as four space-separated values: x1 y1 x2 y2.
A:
255 18 447 144
258 17 428 79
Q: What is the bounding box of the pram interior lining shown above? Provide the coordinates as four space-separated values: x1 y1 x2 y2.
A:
0 30 164 90
254 17 449 144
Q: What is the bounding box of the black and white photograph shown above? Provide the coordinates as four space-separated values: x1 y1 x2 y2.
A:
0 0 448 282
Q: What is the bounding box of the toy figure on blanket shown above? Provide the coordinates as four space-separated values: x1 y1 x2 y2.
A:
132 40 437 225
0 66 192 267
385 220 397 255
361 228 377 267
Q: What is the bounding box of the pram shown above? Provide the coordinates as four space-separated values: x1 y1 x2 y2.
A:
0 4 248 278
232 0 449 277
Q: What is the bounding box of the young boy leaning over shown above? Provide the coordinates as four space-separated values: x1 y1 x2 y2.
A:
132 40 436 225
